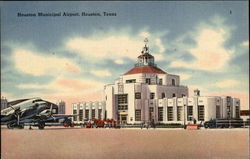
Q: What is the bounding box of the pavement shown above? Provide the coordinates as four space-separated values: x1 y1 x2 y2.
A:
1 126 249 159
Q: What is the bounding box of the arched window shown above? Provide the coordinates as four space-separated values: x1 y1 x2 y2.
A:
162 93 165 99
172 79 175 86
172 93 176 97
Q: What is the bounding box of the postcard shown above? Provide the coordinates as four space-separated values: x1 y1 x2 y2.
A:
1 1 249 159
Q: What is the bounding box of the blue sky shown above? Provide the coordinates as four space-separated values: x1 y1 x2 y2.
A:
1 1 249 112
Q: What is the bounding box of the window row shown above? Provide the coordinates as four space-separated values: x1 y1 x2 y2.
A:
134 92 166 99
73 109 103 121
132 106 205 122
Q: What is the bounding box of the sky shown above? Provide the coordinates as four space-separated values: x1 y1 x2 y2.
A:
0 1 249 113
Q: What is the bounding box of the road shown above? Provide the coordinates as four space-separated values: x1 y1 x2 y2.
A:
1 127 249 159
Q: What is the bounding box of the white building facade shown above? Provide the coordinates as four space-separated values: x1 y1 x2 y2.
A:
72 101 106 123
155 94 240 125
104 43 189 124
71 40 241 125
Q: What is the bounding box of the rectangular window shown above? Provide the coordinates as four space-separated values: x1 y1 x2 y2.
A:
98 109 102 119
135 109 141 121
118 94 127 104
198 105 205 121
227 105 231 118
187 106 193 121
135 92 141 99
73 110 77 121
85 110 89 120
91 109 95 119
172 79 175 86
177 106 183 121
159 79 163 85
167 107 173 121
150 93 155 99
146 78 151 85
117 94 128 111
216 105 220 118
149 107 154 121
79 110 83 121
158 107 163 121
126 79 136 83
235 106 240 118
118 105 128 110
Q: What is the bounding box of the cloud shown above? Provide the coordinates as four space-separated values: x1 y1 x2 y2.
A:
90 70 111 77
241 40 249 47
0 92 15 101
65 29 167 62
18 77 105 97
18 77 105 114
177 73 191 81
170 16 234 72
12 48 81 76
155 38 165 53
139 31 151 38
214 79 239 88
114 59 124 65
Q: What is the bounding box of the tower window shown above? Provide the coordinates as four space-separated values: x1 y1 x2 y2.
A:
146 78 151 85
150 93 155 99
172 93 176 97
126 79 136 83
159 79 163 85
161 93 165 99
117 94 128 111
172 79 175 86
135 109 141 121
135 92 141 99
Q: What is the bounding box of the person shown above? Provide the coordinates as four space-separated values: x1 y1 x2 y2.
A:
151 119 156 129
141 121 144 129
193 118 197 124
29 125 32 130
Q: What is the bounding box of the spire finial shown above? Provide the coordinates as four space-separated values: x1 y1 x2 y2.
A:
141 38 149 54
144 38 148 46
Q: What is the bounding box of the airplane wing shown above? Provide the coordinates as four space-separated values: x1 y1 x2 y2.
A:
20 114 77 123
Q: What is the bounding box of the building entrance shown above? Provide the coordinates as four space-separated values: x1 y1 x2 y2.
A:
118 113 127 125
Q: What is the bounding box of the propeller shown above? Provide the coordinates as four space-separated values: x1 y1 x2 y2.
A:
49 104 56 121
49 104 53 116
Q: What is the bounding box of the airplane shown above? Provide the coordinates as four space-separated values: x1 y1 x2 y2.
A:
1 97 77 129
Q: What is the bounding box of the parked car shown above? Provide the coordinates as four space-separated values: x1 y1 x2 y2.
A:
204 118 244 129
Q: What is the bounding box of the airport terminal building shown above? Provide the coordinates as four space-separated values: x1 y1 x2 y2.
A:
71 41 241 125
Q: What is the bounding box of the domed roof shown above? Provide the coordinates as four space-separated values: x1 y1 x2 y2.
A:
124 65 166 75
137 53 154 58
